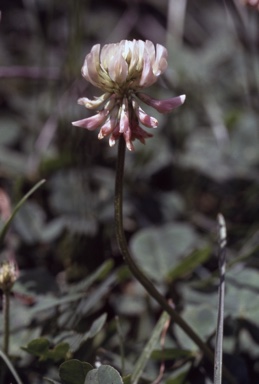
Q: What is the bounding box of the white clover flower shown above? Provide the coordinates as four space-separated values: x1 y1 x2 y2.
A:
72 40 185 151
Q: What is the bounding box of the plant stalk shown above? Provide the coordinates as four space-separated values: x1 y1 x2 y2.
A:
3 290 10 356
114 136 236 384
214 214 227 384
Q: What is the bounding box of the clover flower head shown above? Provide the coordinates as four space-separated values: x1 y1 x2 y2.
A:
0 260 19 292
72 40 185 151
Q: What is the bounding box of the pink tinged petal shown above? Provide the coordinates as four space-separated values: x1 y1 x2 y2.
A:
100 43 117 71
132 100 158 128
145 40 156 64
101 43 128 85
78 92 111 109
109 125 120 147
119 110 129 134
108 122 134 151
121 40 132 62
132 124 153 143
135 40 145 71
130 117 153 145
139 55 157 87
109 137 116 147
120 113 134 151
128 42 140 74
98 119 115 139
124 132 134 151
81 44 103 88
72 109 109 131
98 106 119 139
119 99 129 133
108 53 128 84
104 94 117 112
137 93 186 113
138 109 158 128
153 44 168 75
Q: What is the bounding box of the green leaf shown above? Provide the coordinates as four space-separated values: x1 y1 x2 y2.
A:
151 348 193 361
131 311 170 384
168 247 211 280
22 338 50 357
122 375 131 384
87 313 107 338
84 365 123 384
46 342 70 362
175 303 217 350
130 223 200 282
225 268 259 323
70 260 114 293
22 338 69 362
59 359 93 384
62 313 107 351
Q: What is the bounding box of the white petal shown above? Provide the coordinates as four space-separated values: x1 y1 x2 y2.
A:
153 44 168 75
81 44 103 88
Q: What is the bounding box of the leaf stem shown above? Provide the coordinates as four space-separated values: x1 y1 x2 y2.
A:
114 136 236 384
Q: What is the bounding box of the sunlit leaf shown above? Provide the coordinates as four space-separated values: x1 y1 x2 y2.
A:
130 223 201 282
84 365 123 384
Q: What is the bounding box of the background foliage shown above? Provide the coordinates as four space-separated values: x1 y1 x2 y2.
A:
0 0 258 383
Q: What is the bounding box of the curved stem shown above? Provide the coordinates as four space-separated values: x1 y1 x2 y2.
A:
114 136 236 384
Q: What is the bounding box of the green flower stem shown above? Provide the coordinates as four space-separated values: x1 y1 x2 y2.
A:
3 289 10 355
114 136 236 384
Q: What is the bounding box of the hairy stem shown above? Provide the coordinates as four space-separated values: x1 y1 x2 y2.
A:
114 136 236 384
3 290 10 355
